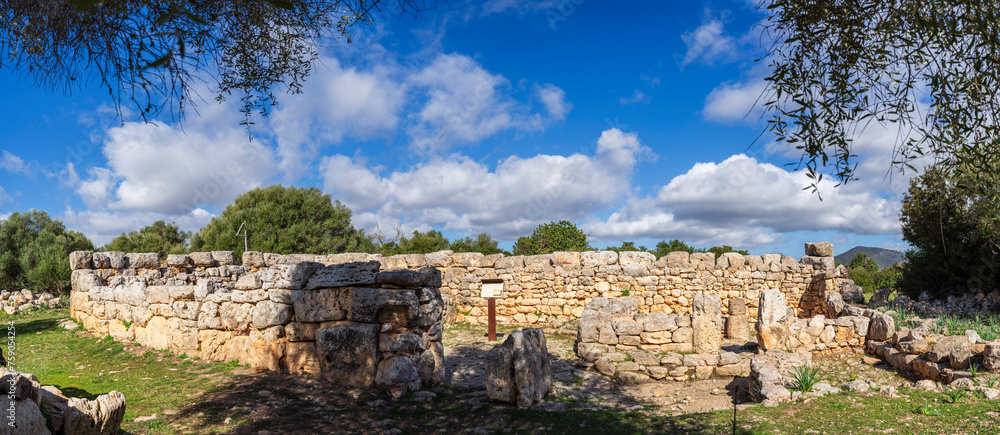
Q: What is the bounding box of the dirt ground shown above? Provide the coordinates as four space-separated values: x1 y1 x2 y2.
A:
141 322 915 434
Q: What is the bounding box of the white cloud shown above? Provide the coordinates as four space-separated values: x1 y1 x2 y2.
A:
84 101 277 215
680 11 738 68
268 56 405 176
536 84 572 120
619 89 651 105
61 207 215 247
703 77 768 123
0 187 10 208
640 74 661 87
584 154 903 249
0 151 28 174
322 128 653 239
406 53 563 150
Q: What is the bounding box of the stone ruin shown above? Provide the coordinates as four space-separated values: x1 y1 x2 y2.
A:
1 368 126 435
69 250 446 397
0 289 63 315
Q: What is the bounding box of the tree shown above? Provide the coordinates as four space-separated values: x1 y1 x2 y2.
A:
104 220 189 260
0 211 94 294
605 241 650 253
761 0 1000 204
898 164 998 297
652 239 696 258
847 253 879 272
512 221 590 256
448 233 503 256
0 0 426 122
190 185 374 258
705 245 749 257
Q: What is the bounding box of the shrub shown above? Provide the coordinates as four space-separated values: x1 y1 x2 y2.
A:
789 363 821 393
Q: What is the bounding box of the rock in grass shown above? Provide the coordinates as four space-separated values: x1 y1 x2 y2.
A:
485 328 552 409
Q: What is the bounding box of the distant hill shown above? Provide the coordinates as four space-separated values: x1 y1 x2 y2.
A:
834 246 905 269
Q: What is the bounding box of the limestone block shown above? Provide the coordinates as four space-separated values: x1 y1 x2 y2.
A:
349 288 420 326
580 251 619 267
194 279 215 301
485 328 551 409
316 323 381 388
235 273 262 290
253 301 294 329
424 250 455 267
291 289 345 323
622 264 648 277
726 316 750 342
70 251 93 270
197 302 222 330
898 339 929 355
494 256 525 269
171 301 201 320
984 342 1000 371
614 321 644 336
822 291 845 318
190 252 216 267
867 312 896 342
379 332 425 354
643 317 675 332
758 289 787 325
552 252 581 266
166 254 191 267
305 261 380 289
219 302 253 333
690 252 715 266
375 268 442 287
285 322 319 342
619 251 655 265
242 251 265 268
805 242 834 257
168 285 195 301
949 346 973 369
672 327 693 343
729 298 748 317
283 342 321 375
212 251 236 266
578 316 600 343
640 331 672 344
665 251 689 264
720 252 745 268
375 356 421 399
126 252 159 269
454 252 485 267
93 251 126 269
801 256 835 270
39 384 127 435
402 254 427 268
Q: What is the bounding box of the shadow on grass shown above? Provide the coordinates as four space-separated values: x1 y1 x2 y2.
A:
12 316 60 335
54 385 101 400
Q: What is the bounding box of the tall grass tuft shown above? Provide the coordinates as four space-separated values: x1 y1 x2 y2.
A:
789 363 821 393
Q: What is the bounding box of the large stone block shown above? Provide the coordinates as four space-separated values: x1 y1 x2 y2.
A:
189 252 216 267
805 242 834 257
212 251 236 266
619 251 655 266
375 268 442 287
349 288 420 326
758 289 787 325
867 312 896 342
801 256 835 270
305 261 380 289
291 289 345 322
424 250 455 267
664 251 689 264
253 301 294 329
126 252 159 269
580 250 619 267
70 251 93 270
166 254 191 267
485 328 551 409
283 342 321 375
983 342 1000 371
93 251 126 269
242 251 265 268
822 291 845 318
375 356 421 399
726 316 750 342
316 323 381 388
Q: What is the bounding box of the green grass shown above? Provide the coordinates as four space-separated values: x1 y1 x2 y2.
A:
789 363 822 393
9 309 241 434
9 309 1000 435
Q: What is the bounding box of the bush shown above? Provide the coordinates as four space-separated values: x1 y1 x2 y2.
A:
0 211 94 295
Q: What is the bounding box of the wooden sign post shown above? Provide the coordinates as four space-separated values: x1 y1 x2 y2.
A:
481 279 504 341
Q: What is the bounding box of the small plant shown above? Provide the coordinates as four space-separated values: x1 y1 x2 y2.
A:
915 405 942 416
982 374 999 389
122 320 133 329
789 363 821 393
848 372 858 381
969 364 979 378
943 388 967 404
621 289 630 297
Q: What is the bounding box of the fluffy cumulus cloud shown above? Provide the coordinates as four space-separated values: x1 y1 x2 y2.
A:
703 77 768 123
77 101 277 216
584 154 902 248
269 57 405 176
406 53 565 150
321 128 653 239
0 151 28 175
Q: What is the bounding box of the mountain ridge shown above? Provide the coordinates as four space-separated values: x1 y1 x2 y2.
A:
834 246 905 269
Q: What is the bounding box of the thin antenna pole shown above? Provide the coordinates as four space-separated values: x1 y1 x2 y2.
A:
236 221 248 252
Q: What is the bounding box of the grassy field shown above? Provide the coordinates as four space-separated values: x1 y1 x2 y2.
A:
6 309 1000 434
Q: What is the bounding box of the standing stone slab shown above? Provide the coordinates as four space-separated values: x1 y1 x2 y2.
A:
316 324 381 388
867 312 896 342
305 261 380 289
692 294 722 354
485 328 552 409
822 291 845 318
983 342 1000 371
756 289 789 351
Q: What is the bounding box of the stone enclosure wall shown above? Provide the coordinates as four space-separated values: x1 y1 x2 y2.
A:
381 241 854 326
69 251 446 397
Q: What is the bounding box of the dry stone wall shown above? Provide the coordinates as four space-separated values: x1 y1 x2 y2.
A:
68 251 445 397
378 242 853 327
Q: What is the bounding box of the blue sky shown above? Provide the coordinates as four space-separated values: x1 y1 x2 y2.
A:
0 0 923 256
